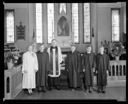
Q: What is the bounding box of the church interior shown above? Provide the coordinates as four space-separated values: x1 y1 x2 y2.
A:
4 2 126 101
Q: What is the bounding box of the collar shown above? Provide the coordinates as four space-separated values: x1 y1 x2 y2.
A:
87 52 91 54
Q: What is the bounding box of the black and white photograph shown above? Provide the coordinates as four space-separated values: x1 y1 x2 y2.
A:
3 2 126 102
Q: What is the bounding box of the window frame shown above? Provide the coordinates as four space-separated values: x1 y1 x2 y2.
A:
83 3 91 44
111 8 121 43
71 3 80 44
35 3 43 43
4 9 15 44
47 3 55 44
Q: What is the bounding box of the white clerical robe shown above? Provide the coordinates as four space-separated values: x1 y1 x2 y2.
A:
47 46 62 77
22 51 38 89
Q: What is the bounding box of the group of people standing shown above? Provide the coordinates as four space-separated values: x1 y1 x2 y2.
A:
65 44 110 94
22 39 110 95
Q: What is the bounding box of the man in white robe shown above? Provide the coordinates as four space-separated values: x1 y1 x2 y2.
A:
47 39 62 90
22 45 38 94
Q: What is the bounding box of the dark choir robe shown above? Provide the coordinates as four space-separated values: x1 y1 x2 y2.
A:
65 51 82 88
36 51 49 88
83 52 95 87
96 53 110 87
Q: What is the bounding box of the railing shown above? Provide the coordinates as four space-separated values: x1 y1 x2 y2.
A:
4 65 22 99
107 60 126 86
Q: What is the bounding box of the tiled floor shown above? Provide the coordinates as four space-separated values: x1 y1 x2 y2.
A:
15 86 126 101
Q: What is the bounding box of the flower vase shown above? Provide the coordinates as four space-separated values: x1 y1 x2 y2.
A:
7 59 14 70
115 56 119 61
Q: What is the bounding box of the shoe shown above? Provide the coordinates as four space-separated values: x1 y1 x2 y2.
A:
56 88 60 90
28 89 33 95
101 90 106 93
89 90 92 93
42 90 46 93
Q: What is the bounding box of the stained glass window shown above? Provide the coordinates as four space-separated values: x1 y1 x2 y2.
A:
36 3 43 43
47 3 54 43
72 3 79 43
112 9 120 42
84 3 90 43
60 3 66 14
5 10 14 43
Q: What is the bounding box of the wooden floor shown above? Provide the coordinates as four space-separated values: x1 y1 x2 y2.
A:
14 86 126 101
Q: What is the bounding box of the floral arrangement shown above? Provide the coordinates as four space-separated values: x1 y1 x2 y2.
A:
6 52 15 63
4 50 21 65
110 42 124 58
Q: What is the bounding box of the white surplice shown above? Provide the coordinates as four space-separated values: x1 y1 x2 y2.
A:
22 51 38 89
47 46 62 77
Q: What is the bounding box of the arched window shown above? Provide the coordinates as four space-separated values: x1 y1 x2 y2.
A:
111 9 120 42
36 3 43 43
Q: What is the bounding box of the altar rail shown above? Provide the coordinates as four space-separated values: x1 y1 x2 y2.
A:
107 60 126 87
4 65 22 99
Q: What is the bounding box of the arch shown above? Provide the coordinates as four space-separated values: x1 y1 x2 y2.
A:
57 16 69 36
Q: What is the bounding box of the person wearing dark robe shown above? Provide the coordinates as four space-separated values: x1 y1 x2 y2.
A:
96 46 110 93
47 39 63 90
36 45 49 92
83 45 96 93
65 44 82 91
